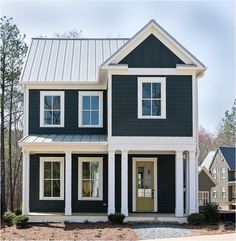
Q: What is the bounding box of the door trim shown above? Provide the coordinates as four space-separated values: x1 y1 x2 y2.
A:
132 158 158 212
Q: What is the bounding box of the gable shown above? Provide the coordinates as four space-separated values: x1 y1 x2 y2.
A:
219 147 236 171
119 34 184 68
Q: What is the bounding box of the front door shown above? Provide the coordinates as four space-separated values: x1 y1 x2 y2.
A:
136 161 154 212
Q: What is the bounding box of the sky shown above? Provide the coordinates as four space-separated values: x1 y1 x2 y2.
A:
1 0 235 133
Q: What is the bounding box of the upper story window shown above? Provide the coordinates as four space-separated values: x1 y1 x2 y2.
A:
78 91 103 127
213 188 217 199
138 77 166 119
40 91 64 127
222 167 226 178
212 168 217 179
39 157 64 200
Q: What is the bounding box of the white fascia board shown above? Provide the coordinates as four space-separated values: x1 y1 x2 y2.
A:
101 19 205 69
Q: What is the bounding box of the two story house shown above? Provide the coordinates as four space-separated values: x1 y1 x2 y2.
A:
19 20 206 223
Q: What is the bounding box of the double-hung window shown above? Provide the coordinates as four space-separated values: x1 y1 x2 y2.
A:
39 157 64 200
138 77 166 119
222 167 226 178
198 191 209 206
40 91 64 127
78 157 103 200
213 188 217 199
212 168 217 179
222 187 226 199
78 91 103 127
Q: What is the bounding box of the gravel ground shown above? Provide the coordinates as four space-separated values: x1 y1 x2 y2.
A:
132 223 198 240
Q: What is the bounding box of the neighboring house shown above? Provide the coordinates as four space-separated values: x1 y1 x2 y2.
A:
200 147 236 210
19 19 206 223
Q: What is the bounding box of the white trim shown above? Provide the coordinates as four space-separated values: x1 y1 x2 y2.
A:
78 157 103 201
107 72 112 137
22 150 29 215
78 91 103 128
121 150 128 216
65 152 72 215
39 157 64 200
189 151 197 214
108 151 115 214
198 166 217 185
40 91 65 128
23 87 29 136
22 83 107 89
137 77 166 119
132 158 157 212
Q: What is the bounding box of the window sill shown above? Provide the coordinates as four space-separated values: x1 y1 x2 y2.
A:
138 115 166 119
40 125 64 128
39 197 64 201
78 197 103 201
78 125 103 128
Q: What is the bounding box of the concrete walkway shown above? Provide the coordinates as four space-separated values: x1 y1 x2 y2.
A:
142 233 236 241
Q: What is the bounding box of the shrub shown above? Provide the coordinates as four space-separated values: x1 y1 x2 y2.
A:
14 209 22 216
14 215 29 229
3 212 16 227
202 203 219 224
108 213 126 224
187 213 205 225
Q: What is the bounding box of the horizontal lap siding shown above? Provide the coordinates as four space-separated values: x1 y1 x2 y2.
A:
112 75 192 136
29 154 65 212
72 154 108 213
29 89 107 134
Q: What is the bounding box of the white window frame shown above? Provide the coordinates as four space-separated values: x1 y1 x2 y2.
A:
222 187 226 199
212 168 217 179
78 91 103 128
222 167 226 178
213 188 217 199
198 191 209 206
138 77 166 119
78 157 103 201
40 91 65 127
39 157 64 200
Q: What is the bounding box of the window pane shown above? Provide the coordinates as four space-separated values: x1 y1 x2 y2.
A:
142 100 151 116
53 180 60 197
82 162 90 179
91 96 99 110
44 111 52 125
83 96 90 110
91 162 99 180
44 162 51 179
82 111 90 125
152 83 161 98
53 162 60 179
53 111 61 125
82 180 91 197
44 96 52 110
44 180 51 197
91 179 99 198
53 96 60 109
91 111 99 125
142 83 151 98
152 100 161 116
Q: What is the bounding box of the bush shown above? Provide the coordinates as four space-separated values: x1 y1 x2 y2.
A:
187 213 205 225
14 215 29 229
108 213 126 224
14 209 22 216
3 212 16 227
202 203 219 224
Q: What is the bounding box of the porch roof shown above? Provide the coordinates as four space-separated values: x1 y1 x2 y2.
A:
19 134 107 145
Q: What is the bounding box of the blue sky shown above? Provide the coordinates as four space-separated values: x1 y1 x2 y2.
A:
1 0 235 133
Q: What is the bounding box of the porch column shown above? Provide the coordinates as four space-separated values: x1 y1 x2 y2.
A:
22 150 29 215
108 150 115 214
175 150 184 217
189 151 197 214
65 151 72 215
121 150 128 216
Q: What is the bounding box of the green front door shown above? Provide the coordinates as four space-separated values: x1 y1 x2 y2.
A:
136 161 154 212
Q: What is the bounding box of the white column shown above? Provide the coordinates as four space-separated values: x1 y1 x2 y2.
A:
121 150 128 216
65 151 72 215
175 150 184 217
185 155 189 215
22 150 29 215
108 150 115 214
189 151 197 214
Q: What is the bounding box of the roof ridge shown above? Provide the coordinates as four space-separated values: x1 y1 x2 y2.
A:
32 37 130 40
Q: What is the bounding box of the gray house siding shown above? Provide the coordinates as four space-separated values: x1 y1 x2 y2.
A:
29 154 65 212
112 75 192 136
29 89 107 135
119 34 184 68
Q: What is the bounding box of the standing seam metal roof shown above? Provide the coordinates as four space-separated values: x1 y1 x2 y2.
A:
21 38 129 83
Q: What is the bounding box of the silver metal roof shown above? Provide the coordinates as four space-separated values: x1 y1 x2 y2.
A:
21 38 129 83
19 134 107 144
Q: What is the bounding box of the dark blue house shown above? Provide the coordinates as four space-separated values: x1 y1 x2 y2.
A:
19 20 206 223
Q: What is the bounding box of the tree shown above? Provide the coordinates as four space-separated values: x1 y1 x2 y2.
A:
215 100 236 147
198 126 216 164
54 28 82 38
0 16 27 212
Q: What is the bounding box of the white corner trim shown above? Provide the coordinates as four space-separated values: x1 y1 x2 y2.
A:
78 91 103 128
22 150 30 215
78 157 103 201
23 87 29 136
40 91 65 128
39 157 64 200
65 151 72 215
137 77 166 119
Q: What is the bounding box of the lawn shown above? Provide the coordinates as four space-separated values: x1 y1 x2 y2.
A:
1 222 235 240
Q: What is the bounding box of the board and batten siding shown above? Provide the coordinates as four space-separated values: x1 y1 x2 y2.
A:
28 89 107 134
29 154 65 212
112 75 192 136
119 34 184 68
